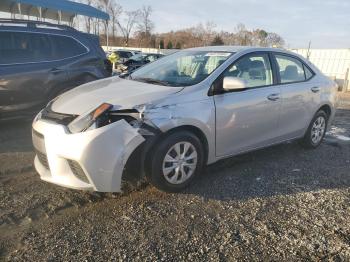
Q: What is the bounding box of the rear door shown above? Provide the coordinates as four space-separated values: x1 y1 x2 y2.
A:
0 30 67 116
271 53 319 140
214 52 282 157
49 34 96 89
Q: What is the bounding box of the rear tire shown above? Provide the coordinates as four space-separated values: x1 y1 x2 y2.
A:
301 110 328 149
147 131 204 193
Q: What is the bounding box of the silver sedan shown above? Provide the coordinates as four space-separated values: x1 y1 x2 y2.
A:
32 46 338 192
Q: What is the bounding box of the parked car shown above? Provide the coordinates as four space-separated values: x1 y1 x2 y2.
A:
119 53 164 73
32 46 338 193
112 50 140 63
0 19 112 120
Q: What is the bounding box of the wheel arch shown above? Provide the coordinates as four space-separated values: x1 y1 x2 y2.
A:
158 125 209 163
122 124 210 185
317 104 332 117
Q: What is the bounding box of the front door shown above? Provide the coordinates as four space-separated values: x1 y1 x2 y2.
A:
214 52 281 157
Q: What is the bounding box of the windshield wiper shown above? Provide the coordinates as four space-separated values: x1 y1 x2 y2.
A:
133 77 171 86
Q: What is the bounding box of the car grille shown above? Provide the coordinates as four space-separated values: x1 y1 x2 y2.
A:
41 107 77 126
68 160 89 184
32 129 50 170
36 150 50 170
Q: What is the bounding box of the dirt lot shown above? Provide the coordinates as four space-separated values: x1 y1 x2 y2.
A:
1 94 350 261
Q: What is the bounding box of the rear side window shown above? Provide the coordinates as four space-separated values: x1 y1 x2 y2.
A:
0 31 52 64
49 35 88 59
304 65 314 80
118 51 132 58
275 54 307 83
0 31 87 64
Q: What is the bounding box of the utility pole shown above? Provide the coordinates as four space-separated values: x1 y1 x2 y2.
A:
306 41 311 60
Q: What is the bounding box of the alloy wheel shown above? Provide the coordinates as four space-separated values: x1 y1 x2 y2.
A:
311 116 326 144
162 142 198 185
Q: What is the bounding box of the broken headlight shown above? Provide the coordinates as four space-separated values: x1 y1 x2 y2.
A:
67 103 158 136
67 103 112 133
98 108 157 136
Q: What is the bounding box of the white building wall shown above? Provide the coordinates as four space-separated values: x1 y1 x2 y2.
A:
291 49 350 91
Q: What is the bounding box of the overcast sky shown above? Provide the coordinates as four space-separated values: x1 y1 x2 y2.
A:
118 0 350 48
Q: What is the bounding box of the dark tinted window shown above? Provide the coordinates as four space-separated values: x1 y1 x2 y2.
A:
0 31 52 64
275 54 306 83
50 35 87 59
117 51 132 58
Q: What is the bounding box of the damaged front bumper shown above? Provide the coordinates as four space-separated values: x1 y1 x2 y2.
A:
32 119 145 192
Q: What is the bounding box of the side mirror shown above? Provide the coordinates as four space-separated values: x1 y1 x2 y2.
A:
223 77 247 91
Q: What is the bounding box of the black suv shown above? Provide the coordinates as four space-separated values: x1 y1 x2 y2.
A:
0 19 112 120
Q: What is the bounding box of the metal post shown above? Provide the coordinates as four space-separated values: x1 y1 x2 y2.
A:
38 7 42 21
97 19 100 35
106 20 109 50
345 68 349 93
58 10 62 24
306 41 312 60
17 3 22 19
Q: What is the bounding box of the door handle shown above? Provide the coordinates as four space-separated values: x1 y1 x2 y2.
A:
311 86 320 93
267 93 280 101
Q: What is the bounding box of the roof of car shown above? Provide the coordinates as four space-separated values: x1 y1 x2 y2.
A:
185 45 287 54
144 53 163 56
116 50 133 53
0 19 98 39
0 19 76 31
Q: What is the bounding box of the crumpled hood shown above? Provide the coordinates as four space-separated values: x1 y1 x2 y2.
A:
51 77 183 115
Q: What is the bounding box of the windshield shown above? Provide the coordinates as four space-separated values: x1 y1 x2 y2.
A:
129 53 143 61
130 50 233 87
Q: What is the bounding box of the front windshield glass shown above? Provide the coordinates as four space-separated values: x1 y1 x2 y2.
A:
129 53 143 61
130 50 233 87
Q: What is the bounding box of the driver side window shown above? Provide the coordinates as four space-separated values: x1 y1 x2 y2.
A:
224 53 273 88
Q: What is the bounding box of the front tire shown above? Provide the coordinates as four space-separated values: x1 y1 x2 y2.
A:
301 110 328 148
147 131 204 192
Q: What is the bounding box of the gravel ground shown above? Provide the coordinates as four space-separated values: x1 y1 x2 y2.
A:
1 94 350 261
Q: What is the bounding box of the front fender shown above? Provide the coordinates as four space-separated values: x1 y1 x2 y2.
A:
143 98 217 164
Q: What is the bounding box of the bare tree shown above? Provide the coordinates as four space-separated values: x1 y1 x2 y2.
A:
80 0 95 33
137 6 154 36
77 1 286 48
266 32 285 47
251 29 268 46
135 5 154 46
108 0 123 42
219 31 237 45
202 21 216 45
234 23 252 46
116 10 140 46
97 0 109 11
